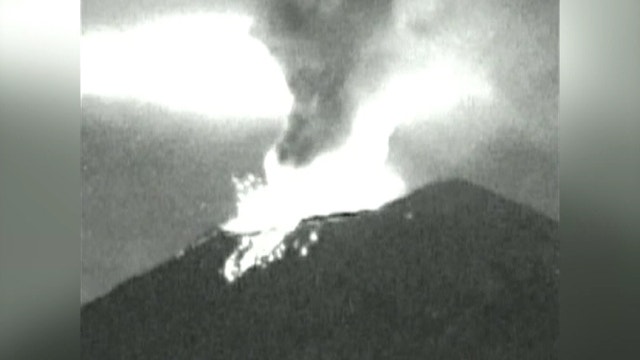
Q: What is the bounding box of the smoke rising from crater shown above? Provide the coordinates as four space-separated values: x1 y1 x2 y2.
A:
222 0 556 279
250 0 396 166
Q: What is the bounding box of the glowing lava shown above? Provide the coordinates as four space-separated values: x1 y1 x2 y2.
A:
221 51 493 282
222 141 405 281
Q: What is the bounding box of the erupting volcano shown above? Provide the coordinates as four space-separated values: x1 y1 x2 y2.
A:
220 0 402 281
81 0 558 357
81 180 559 359
221 0 493 281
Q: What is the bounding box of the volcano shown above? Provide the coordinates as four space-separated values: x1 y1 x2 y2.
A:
81 179 558 359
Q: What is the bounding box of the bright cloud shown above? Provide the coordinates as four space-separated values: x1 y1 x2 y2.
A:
81 13 293 119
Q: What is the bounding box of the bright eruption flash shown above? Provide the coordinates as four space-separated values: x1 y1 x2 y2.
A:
222 53 493 281
222 140 405 281
83 11 493 282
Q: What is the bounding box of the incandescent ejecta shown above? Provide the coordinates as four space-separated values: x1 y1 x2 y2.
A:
222 0 402 280
222 0 494 281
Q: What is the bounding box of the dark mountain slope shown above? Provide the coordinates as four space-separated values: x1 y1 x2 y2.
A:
81 179 558 359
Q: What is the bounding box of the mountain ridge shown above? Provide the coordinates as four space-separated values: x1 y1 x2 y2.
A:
82 178 558 359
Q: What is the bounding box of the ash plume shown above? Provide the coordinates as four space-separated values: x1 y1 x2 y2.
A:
250 0 395 166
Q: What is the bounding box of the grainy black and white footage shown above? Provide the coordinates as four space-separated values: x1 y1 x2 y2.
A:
82 1 558 358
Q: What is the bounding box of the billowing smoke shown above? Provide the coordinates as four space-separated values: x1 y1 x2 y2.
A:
250 0 395 166
80 0 555 283
221 0 499 280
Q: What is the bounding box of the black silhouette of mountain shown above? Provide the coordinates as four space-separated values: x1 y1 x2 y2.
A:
81 179 558 359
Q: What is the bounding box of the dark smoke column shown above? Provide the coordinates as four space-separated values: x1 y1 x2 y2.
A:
251 0 394 167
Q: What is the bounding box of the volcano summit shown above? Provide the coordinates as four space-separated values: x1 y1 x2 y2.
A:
81 179 558 359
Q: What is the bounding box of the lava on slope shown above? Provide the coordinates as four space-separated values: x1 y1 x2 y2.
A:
81 179 558 359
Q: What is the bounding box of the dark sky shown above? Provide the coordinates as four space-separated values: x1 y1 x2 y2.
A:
81 0 558 303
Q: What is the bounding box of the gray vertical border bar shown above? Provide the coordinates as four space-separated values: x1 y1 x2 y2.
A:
0 0 80 358
561 0 640 359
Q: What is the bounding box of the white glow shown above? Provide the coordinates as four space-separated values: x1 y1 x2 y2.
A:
221 52 493 281
222 99 407 280
222 141 405 281
81 13 293 118
363 55 494 127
